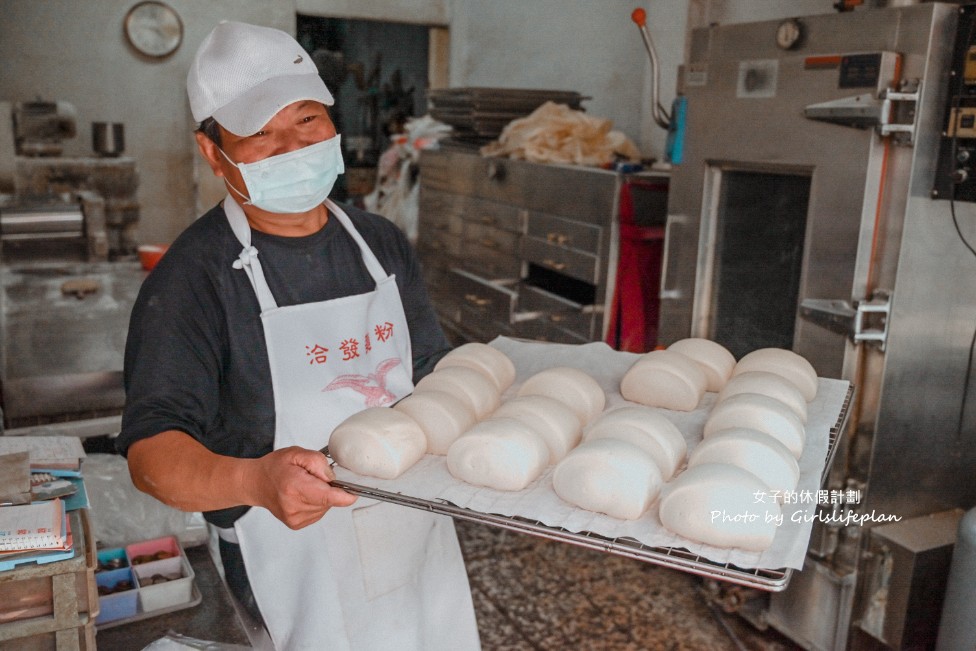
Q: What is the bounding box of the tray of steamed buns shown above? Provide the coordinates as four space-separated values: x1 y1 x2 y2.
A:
327 336 852 591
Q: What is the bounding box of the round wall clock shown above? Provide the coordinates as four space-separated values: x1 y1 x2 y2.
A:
775 19 803 51
124 1 183 58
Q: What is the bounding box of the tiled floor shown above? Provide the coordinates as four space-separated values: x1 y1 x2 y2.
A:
456 520 803 651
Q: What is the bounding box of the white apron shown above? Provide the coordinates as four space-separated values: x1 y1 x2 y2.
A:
223 197 480 651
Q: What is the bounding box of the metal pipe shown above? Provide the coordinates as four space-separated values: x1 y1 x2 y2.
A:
0 207 84 236
631 8 671 130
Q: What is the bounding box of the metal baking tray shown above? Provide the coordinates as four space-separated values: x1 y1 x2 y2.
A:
331 384 853 592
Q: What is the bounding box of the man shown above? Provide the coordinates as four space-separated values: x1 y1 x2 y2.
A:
117 21 480 650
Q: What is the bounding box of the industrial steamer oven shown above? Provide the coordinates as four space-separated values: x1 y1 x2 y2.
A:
657 3 976 649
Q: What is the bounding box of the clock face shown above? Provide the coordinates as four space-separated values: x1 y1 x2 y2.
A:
125 1 183 58
776 19 802 51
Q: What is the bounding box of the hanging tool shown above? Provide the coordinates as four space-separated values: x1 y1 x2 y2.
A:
631 8 686 163
631 8 671 129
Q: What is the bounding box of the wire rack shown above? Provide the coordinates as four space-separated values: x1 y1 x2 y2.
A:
332 384 854 593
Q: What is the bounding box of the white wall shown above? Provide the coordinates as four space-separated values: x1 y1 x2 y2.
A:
0 0 292 245
447 0 651 160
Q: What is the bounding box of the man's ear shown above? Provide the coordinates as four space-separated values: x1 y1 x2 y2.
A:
194 131 225 178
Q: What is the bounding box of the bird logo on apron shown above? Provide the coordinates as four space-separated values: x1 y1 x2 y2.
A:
324 357 403 407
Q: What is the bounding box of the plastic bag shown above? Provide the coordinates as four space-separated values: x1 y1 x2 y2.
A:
364 115 452 243
83 453 208 548
140 631 251 651
480 101 640 166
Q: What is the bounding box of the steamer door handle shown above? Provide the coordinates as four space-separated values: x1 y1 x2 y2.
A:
799 292 890 350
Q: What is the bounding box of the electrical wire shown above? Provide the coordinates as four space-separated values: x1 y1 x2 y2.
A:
950 192 976 440
948 16 976 439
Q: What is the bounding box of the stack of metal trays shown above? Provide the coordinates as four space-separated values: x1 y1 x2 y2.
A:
428 87 587 142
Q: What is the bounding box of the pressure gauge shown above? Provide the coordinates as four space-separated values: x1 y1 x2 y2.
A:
124 1 183 58
776 19 803 51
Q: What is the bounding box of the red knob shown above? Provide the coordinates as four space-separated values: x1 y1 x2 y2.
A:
631 8 647 27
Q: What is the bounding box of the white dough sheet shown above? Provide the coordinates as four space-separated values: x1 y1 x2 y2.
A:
332 337 851 570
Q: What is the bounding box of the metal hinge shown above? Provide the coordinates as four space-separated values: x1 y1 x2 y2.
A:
803 80 920 145
799 291 891 350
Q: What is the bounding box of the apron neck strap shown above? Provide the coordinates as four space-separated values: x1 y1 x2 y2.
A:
323 199 389 284
224 195 278 312
223 196 393 313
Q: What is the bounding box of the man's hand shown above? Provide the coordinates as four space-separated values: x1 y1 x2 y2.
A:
244 446 357 529
127 431 355 529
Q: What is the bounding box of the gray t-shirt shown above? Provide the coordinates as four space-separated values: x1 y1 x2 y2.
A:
117 201 450 527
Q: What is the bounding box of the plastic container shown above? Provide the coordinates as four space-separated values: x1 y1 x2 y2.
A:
137 244 168 271
95 547 128 573
126 535 181 566
125 536 194 613
94 567 137 624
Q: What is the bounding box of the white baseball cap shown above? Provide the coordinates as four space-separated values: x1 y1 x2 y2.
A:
187 21 334 137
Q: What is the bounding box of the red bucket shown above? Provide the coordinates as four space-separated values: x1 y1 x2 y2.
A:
137 244 168 271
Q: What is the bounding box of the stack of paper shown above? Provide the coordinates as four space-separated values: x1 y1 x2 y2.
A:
0 497 74 569
0 437 88 571
0 436 86 474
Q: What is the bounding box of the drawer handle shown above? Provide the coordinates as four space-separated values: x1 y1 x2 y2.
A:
479 238 499 249
481 216 496 225
546 232 569 245
549 313 566 323
542 259 567 271
465 293 489 307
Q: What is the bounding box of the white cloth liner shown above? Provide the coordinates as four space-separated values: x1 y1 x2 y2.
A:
333 337 850 571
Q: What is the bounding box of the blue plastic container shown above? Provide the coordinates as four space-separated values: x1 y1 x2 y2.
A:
95 566 138 624
96 547 128 572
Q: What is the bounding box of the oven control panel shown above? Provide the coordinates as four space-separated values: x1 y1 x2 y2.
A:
934 3 976 201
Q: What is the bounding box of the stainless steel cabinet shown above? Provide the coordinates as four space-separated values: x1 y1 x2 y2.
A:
417 147 624 345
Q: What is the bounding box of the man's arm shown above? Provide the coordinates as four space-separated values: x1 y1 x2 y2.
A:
127 430 356 530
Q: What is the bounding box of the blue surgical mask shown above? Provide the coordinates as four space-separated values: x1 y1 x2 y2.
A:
220 134 345 214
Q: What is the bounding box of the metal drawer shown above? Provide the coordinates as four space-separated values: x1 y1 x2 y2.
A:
458 195 524 233
422 267 462 328
448 268 518 340
459 247 522 281
518 283 596 339
527 211 602 256
417 152 455 192
458 221 522 280
418 230 463 260
521 235 600 285
418 188 465 236
419 150 619 224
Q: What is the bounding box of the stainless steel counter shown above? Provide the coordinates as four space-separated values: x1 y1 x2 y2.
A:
1 261 145 429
